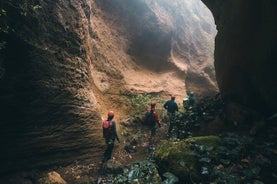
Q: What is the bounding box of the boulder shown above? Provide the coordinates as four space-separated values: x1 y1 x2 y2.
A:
37 171 67 184
155 135 221 182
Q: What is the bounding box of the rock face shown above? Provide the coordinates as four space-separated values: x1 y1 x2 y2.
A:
202 0 277 116
91 0 218 97
0 0 103 174
0 0 217 174
155 136 221 182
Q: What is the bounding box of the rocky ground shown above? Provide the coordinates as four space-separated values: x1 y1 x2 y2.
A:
1 94 276 184
0 110 170 184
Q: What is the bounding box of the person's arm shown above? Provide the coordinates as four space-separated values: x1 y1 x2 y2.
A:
163 101 168 109
112 121 120 142
102 121 105 138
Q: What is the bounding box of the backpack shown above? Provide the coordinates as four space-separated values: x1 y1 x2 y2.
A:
103 120 113 138
143 110 155 125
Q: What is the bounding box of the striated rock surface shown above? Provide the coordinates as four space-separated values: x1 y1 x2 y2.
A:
0 0 103 174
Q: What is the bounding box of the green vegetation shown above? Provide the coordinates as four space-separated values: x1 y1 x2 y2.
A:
153 131 275 183
0 7 9 50
155 136 221 180
127 94 165 120
0 0 42 81
0 0 41 49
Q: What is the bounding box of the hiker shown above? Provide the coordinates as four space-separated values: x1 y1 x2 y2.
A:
183 91 196 110
188 91 196 107
144 100 161 142
102 110 120 163
163 95 179 137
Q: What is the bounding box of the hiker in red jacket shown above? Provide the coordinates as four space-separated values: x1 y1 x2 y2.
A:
145 100 161 142
102 110 120 163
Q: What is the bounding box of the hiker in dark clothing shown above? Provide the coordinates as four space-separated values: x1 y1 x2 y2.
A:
163 95 179 137
146 100 161 142
102 110 120 163
183 91 196 110
188 91 195 107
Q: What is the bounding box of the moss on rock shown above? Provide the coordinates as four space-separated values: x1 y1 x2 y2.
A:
155 136 221 181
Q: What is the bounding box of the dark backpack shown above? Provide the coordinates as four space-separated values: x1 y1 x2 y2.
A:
143 110 155 125
103 120 113 138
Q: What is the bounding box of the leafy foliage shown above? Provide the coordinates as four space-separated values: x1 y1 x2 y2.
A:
129 94 153 117
0 0 41 49
127 94 164 121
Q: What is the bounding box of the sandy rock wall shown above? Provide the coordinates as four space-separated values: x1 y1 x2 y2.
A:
94 0 218 95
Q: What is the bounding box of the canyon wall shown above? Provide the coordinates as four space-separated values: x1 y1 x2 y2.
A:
2 0 274 175
0 0 103 174
0 0 217 174
91 0 217 97
202 0 277 116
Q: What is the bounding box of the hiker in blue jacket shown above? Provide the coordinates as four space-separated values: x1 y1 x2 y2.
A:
163 95 179 137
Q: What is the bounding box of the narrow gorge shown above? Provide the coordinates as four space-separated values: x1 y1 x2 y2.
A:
0 0 276 183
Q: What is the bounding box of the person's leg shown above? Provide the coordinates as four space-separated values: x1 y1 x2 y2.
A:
106 142 114 160
149 125 156 143
103 139 114 162
167 122 174 136
103 145 109 162
167 113 175 137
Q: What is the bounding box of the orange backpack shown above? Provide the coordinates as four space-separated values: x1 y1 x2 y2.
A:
102 120 113 138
